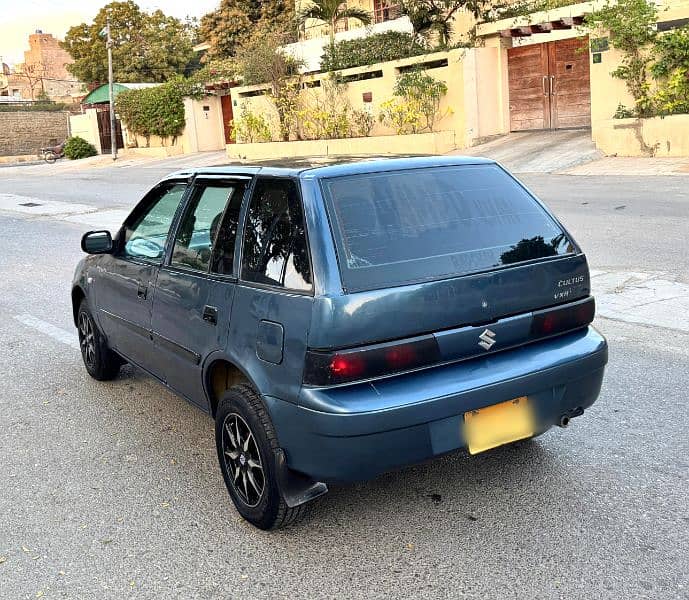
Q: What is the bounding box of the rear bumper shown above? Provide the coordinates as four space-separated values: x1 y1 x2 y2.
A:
266 326 608 482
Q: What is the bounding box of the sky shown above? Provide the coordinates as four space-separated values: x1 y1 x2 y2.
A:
0 0 220 66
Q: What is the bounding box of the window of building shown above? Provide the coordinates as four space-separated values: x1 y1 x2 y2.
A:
373 0 401 23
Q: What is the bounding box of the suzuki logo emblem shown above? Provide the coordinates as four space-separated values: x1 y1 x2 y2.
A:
478 329 496 350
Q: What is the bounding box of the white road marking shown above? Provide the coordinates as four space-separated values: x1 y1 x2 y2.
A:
14 314 79 350
592 270 689 332
0 193 96 216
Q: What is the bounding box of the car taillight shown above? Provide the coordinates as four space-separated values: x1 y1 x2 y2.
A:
303 335 441 386
531 296 595 337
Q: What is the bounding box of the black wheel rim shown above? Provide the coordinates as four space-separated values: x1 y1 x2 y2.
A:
221 413 265 507
78 312 96 368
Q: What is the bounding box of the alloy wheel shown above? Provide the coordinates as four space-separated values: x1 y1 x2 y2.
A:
221 413 265 507
78 312 96 368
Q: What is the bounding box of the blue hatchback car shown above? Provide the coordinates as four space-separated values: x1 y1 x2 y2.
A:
73 157 608 529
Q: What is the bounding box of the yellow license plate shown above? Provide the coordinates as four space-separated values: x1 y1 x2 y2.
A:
463 397 534 455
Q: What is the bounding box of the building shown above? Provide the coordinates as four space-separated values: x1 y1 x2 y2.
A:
0 61 10 96
288 1 414 71
71 83 226 156
241 0 689 157
8 31 82 102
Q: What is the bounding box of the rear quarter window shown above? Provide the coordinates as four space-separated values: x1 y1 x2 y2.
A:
320 164 574 292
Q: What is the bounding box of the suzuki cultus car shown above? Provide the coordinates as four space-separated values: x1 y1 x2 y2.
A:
73 157 608 529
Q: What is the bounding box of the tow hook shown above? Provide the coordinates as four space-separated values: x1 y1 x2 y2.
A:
557 406 584 428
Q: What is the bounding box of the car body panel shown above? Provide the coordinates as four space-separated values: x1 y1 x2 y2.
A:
308 254 590 350
273 326 607 481
93 254 160 376
150 267 232 408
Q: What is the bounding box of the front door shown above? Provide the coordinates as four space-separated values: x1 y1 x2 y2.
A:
508 36 591 131
150 177 249 408
220 95 235 144
96 181 187 375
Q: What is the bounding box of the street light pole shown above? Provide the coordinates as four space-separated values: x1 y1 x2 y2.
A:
106 17 117 161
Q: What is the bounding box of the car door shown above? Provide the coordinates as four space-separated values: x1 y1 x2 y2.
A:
229 176 314 402
150 176 250 408
95 180 187 376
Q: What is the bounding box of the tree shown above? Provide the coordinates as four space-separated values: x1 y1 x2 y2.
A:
61 1 195 85
235 29 304 140
199 0 297 60
297 0 372 48
12 61 51 100
399 0 488 47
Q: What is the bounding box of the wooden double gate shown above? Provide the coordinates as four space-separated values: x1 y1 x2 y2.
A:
507 36 591 131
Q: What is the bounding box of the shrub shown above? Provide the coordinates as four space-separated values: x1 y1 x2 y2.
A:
379 70 449 134
321 31 429 71
231 107 273 143
613 103 635 119
352 109 375 137
585 0 658 118
650 26 689 116
63 136 98 160
116 81 190 146
299 76 353 140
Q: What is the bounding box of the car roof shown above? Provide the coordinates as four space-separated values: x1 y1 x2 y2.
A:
159 155 497 183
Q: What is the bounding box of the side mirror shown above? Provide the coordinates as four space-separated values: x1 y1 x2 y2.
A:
81 230 113 254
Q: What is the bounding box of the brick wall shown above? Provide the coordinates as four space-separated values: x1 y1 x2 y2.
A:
0 111 70 156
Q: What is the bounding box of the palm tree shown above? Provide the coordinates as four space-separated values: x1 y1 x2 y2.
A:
297 0 372 48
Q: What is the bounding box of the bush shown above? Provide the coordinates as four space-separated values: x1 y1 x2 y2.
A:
231 108 273 143
116 81 191 146
321 31 429 71
379 70 449 134
63 136 98 160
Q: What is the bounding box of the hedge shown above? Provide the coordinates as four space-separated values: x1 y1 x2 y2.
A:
321 31 430 71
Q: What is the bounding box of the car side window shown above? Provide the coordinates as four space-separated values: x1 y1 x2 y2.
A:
241 178 312 291
210 182 246 276
171 183 242 272
122 183 186 261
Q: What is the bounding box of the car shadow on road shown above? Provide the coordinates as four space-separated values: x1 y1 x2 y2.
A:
98 365 577 544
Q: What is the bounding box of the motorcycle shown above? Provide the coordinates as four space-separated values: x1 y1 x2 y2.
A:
38 141 66 164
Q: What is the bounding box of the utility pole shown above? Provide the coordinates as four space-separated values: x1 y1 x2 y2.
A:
106 17 117 161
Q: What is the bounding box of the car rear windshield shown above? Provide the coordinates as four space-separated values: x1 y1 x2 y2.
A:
320 164 574 292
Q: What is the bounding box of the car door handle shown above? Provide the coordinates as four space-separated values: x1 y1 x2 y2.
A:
137 281 148 299
202 305 218 325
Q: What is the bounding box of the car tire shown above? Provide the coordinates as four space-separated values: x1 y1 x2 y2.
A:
77 301 121 381
215 383 308 530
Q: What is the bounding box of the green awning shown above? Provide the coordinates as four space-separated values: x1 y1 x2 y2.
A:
82 83 130 105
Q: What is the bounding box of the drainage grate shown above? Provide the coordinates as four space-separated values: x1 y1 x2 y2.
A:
19 202 42 207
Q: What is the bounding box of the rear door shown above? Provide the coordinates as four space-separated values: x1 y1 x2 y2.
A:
150 176 249 408
228 177 314 401
96 181 187 374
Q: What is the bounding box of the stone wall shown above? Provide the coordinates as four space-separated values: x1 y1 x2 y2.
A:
0 111 70 156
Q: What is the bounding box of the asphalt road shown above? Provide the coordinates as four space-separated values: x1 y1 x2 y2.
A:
0 156 687 599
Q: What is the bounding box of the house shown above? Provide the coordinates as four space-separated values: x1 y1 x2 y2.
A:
7 31 82 102
227 0 689 158
71 82 226 156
